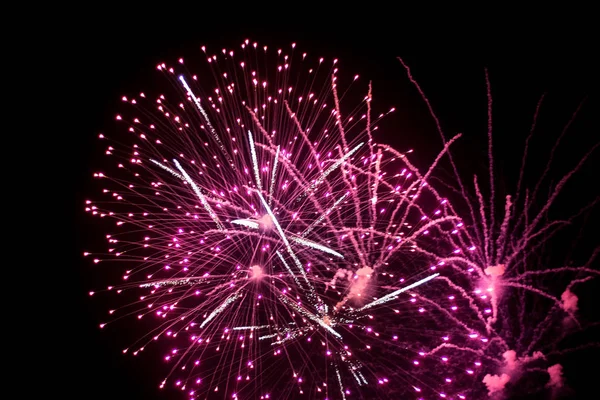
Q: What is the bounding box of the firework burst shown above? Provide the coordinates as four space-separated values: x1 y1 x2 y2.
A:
396 60 600 398
84 41 487 399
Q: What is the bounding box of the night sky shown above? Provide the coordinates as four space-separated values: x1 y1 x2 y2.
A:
40 11 598 399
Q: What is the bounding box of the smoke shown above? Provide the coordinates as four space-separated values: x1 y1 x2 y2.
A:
327 268 353 289
519 351 545 365
503 350 518 371
483 373 511 396
348 267 373 298
546 364 564 389
484 264 506 277
481 350 546 396
561 289 578 313
331 266 373 309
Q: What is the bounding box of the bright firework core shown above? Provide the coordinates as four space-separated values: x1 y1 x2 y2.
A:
257 214 274 231
250 265 264 279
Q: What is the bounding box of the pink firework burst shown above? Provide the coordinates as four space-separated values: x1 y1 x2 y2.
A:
84 41 484 399
396 59 600 398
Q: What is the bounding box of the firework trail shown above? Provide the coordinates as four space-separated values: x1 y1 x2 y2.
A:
397 60 600 397
84 40 489 399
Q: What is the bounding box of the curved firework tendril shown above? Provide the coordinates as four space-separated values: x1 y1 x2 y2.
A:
397 60 600 397
83 40 490 400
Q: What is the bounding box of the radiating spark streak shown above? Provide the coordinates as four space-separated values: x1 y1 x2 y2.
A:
297 142 364 202
259 333 278 340
495 195 512 264
474 176 490 264
523 142 599 240
232 325 271 331
271 332 302 345
358 273 440 311
511 267 600 280
301 193 348 237
546 342 600 357
350 369 362 385
279 296 342 339
173 159 224 230
248 130 262 190
199 292 242 329
336 364 347 400
139 278 201 288
315 142 364 188
258 324 304 343
150 159 184 179
268 145 280 207
276 250 304 289
231 219 260 229
290 236 344 258
358 371 368 385
178 75 234 168
425 343 494 361
485 70 496 264
502 281 580 326
368 150 383 257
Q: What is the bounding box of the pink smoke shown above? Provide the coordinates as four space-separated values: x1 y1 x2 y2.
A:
546 364 564 389
483 373 511 396
561 289 578 313
333 266 373 308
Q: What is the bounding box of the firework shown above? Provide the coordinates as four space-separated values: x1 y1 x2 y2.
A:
84 41 483 399
396 60 600 397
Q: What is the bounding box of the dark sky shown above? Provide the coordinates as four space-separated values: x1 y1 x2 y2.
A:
40 10 598 400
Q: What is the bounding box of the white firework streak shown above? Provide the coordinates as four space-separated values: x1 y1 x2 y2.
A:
199 292 242 329
358 370 368 385
289 236 344 259
231 219 260 229
268 145 280 207
229 218 343 259
241 322 301 342
269 326 313 346
278 295 342 339
150 159 236 212
301 192 348 238
178 75 234 167
248 130 262 191
149 159 184 179
232 325 271 331
358 273 440 311
173 159 224 231
296 142 364 202
139 278 197 288
350 368 362 386
336 364 347 400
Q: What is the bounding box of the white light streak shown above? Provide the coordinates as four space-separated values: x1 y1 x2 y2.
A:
358 273 440 311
